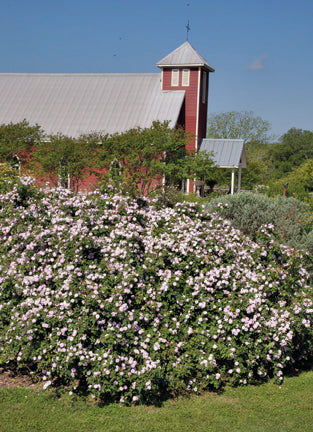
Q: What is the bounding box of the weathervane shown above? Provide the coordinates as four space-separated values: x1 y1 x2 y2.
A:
186 20 191 41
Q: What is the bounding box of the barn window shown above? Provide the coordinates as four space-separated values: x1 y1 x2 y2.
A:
110 159 122 185
182 69 190 86
11 154 21 175
58 159 70 189
171 69 179 87
181 179 188 193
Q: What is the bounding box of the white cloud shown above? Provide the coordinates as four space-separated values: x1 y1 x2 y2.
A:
246 54 268 71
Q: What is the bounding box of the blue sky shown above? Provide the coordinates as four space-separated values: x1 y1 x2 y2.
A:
1 0 313 139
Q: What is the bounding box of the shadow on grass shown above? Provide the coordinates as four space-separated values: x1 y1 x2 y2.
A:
2 359 313 408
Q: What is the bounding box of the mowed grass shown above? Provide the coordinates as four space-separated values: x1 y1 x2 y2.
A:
1 371 313 432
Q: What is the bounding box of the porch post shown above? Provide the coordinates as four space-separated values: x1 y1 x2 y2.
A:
231 168 235 195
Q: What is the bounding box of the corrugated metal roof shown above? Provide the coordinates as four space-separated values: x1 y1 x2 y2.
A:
200 139 246 168
156 41 215 72
0 73 185 137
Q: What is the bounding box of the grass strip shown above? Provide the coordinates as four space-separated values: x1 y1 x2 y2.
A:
1 371 313 432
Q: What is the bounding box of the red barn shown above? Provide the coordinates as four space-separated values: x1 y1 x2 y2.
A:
0 42 214 193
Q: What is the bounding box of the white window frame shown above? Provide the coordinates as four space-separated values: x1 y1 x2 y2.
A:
12 154 21 175
182 69 190 87
58 160 70 189
171 69 179 87
181 178 189 194
109 158 122 186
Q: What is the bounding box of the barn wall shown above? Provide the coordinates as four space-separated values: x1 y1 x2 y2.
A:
162 67 203 154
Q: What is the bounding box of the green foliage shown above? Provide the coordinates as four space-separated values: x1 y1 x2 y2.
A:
241 142 273 189
207 110 271 144
269 128 313 179
205 119 313 195
0 120 42 164
152 186 187 208
304 230 313 255
204 192 313 252
152 187 214 209
205 192 313 283
0 177 43 210
206 111 273 191
0 121 213 196
0 164 42 202
33 134 98 192
97 122 215 197
97 122 183 196
0 163 19 193
267 159 313 203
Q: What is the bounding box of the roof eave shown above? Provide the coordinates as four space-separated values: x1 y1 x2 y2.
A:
157 64 215 72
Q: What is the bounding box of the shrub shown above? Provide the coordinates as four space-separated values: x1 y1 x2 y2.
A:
152 187 211 209
0 186 313 405
0 163 19 193
204 192 313 252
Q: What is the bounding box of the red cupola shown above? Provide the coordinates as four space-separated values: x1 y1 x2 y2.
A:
157 41 214 155
156 42 214 193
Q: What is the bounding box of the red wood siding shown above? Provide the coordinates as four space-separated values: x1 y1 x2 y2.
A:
162 67 209 193
162 68 201 154
162 67 208 151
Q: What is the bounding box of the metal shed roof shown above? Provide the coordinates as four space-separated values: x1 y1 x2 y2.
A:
200 138 246 168
156 41 215 72
0 73 185 137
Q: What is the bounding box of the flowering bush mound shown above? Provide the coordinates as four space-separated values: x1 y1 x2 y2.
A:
1 182 313 405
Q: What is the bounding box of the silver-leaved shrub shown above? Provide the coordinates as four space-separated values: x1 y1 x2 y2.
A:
0 184 313 405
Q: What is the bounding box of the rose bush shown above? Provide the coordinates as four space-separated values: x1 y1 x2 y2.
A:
0 182 313 404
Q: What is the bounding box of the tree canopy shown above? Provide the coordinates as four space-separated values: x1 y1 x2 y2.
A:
268 128 313 179
207 110 271 144
97 121 215 197
33 134 98 192
0 121 216 195
0 120 42 165
206 111 274 190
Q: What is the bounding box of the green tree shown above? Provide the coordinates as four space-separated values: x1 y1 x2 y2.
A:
207 110 271 144
33 134 98 192
97 122 215 197
0 162 20 193
207 111 273 189
0 120 43 169
241 142 273 189
268 159 313 203
269 128 313 179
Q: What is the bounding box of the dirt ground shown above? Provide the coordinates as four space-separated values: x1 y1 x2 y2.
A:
0 366 43 390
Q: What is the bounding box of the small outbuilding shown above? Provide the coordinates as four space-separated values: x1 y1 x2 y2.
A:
199 138 246 194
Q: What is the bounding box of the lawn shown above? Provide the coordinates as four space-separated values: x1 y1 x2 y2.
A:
1 371 313 432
